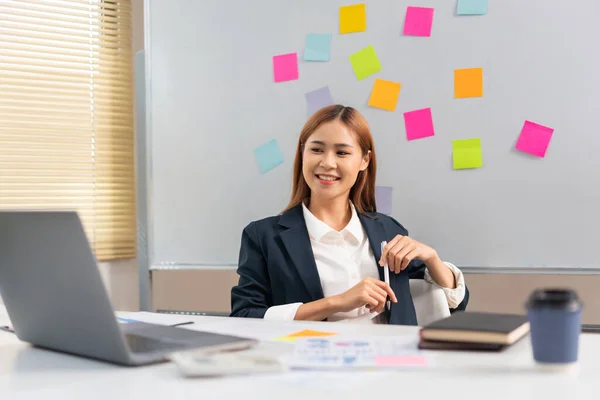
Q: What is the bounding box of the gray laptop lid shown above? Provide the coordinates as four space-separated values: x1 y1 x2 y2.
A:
0 211 130 364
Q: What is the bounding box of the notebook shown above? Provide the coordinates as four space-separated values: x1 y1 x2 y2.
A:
419 312 530 345
417 338 506 352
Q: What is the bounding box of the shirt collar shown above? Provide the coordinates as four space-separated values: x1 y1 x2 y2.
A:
301 201 364 244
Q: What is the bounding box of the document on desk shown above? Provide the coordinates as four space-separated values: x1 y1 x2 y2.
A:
289 337 428 370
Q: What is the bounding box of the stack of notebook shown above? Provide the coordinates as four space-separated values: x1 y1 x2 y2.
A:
418 311 531 351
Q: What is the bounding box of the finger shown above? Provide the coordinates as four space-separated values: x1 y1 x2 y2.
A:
400 248 419 270
394 243 416 274
366 284 387 305
371 284 390 302
379 235 404 266
362 294 380 311
372 279 398 303
371 284 391 313
388 239 410 273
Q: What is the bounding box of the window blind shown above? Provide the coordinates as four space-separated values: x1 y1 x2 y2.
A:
0 0 136 261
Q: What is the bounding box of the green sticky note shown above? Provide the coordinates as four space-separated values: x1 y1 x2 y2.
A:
452 138 482 170
349 45 381 81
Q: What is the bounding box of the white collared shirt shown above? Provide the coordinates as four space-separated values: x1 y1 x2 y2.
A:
263 202 466 323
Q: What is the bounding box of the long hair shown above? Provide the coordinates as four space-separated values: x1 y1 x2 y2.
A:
283 105 377 215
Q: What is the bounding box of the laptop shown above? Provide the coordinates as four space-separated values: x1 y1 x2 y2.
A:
0 211 257 366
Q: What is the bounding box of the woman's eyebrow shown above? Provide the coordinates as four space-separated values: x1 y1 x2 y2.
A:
309 140 354 148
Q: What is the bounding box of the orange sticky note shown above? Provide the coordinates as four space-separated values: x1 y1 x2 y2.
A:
368 78 402 111
340 4 366 34
275 329 337 342
454 67 483 98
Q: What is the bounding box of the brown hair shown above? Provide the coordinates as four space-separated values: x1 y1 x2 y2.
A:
283 105 377 215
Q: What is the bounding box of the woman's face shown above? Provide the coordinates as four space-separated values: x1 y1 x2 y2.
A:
302 120 370 203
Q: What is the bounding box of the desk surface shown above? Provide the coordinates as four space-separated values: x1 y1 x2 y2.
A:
0 312 597 400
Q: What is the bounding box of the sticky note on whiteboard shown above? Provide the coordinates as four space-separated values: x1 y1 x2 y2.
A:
340 4 366 34
305 86 334 116
404 108 435 141
273 53 298 83
515 121 554 158
375 186 393 215
368 79 402 111
254 139 284 173
452 138 483 170
304 33 332 61
403 6 434 37
457 0 488 15
349 45 382 80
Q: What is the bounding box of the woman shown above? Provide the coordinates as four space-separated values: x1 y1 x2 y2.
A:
230 105 468 325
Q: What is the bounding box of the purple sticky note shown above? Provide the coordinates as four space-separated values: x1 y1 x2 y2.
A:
273 53 298 83
516 121 554 158
404 108 435 141
375 186 393 215
305 86 334 116
403 6 434 37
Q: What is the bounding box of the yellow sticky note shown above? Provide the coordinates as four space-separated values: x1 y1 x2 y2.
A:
452 138 483 170
340 4 366 34
274 329 337 342
454 67 483 98
368 78 401 111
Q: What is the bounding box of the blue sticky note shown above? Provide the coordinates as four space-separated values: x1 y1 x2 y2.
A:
304 33 332 62
457 0 487 15
375 186 393 215
254 139 284 174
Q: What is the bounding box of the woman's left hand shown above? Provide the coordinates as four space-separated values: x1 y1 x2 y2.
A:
379 235 439 274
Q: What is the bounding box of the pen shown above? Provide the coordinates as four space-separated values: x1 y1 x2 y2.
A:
170 321 194 327
0 325 14 334
381 241 391 311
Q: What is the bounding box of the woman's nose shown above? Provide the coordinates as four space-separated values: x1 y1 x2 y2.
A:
319 151 337 168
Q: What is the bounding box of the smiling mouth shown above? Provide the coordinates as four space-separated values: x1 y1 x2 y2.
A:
315 174 340 182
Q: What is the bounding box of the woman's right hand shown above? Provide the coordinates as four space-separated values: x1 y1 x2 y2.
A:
334 277 397 314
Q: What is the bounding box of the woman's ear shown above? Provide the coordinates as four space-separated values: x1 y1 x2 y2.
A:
359 150 371 172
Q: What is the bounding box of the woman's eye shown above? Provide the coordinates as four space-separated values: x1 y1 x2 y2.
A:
311 148 323 153
337 151 349 156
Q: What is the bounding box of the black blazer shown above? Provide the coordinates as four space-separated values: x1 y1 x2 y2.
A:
230 203 469 326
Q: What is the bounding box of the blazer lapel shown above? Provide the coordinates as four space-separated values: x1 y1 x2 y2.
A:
357 212 388 282
278 204 325 301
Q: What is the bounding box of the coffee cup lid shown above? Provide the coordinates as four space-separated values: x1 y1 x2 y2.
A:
526 288 582 311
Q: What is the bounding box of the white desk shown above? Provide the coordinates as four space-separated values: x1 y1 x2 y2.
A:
0 314 597 400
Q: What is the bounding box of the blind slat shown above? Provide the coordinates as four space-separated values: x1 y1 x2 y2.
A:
10 0 132 18
0 5 132 32
0 0 135 261
1 46 132 69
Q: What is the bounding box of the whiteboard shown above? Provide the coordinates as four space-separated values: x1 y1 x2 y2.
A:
144 0 600 270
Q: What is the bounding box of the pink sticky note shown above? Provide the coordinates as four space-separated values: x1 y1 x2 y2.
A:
404 108 435 140
403 6 434 37
273 53 298 83
515 120 554 158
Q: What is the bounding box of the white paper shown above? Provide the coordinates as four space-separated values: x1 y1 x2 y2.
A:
290 337 427 370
